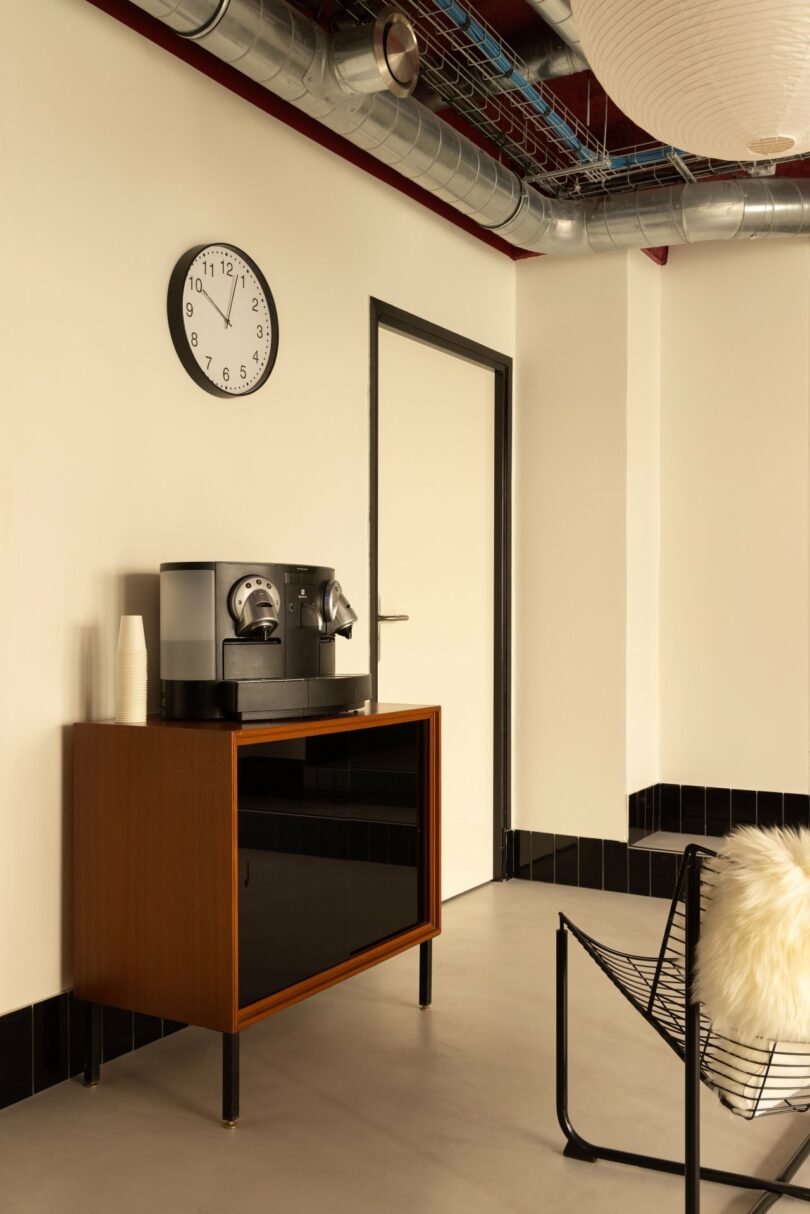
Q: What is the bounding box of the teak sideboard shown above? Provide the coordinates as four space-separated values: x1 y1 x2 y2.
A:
73 703 441 1124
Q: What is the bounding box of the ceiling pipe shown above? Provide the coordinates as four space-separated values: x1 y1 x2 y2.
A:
492 30 586 83
499 177 810 254
127 0 810 255
520 0 587 67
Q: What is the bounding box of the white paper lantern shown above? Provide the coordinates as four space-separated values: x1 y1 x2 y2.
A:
571 0 810 161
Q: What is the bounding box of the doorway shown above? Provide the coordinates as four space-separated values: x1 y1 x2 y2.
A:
369 299 511 895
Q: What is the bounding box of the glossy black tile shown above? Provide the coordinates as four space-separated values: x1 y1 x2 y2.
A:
603 841 628 893
680 786 706 835
629 848 650 897
652 784 661 833
628 792 640 832
554 836 579 886
102 1005 133 1062
505 829 515 879
0 1007 33 1110
731 787 756 826
641 787 654 834
784 793 810 829
531 832 554 883
514 830 531 880
33 994 69 1093
757 791 783 829
68 994 90 1079
659 784 681 833
579 837 603 890
705 787 730 837
650 851 678 901
133 1013 163 1050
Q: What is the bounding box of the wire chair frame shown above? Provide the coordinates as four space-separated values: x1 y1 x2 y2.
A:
557 844 810 1213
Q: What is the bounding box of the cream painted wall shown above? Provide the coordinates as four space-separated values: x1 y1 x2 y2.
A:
659 240 810 792
0 0 514 1015
626 254 661 792
514 253 628 841
515 239 810 840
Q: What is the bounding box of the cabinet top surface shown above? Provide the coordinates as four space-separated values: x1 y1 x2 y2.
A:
76 703 440 744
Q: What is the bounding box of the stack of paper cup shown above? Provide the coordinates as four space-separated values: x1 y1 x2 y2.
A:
115 615 147 724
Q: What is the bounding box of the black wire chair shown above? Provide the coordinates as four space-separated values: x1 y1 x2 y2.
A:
557 843 810 1213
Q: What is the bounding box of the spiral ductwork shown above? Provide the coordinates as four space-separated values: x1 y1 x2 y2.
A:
130 0 810 255
521 0 587 67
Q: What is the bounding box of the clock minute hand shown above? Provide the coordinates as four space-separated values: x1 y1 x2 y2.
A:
200 287 231 328
225 273 238 326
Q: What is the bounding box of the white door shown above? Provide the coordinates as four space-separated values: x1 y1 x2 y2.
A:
377 327 495 900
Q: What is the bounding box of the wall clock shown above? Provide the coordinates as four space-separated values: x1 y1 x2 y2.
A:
167 243 279 397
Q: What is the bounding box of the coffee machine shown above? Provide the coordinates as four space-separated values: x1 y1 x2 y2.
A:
160 561 371 721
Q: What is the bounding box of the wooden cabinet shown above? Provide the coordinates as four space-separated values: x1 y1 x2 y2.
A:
73 703 440 1121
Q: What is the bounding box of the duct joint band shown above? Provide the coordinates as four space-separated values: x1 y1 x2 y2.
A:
183 0 232 41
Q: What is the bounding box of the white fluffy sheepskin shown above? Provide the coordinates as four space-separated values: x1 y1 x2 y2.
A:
695 826 810 1042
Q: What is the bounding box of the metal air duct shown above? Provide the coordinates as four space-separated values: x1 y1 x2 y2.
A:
521 0 587 68
129 0 810 256
500 31 587 83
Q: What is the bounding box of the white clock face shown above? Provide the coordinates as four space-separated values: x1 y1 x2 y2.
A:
170 244 278 396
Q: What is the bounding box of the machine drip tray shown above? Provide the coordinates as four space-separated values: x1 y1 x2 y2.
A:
221 673 372 721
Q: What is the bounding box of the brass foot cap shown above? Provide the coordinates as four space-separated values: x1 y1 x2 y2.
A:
419 1003 431 1010
84 1080 99 1088
222 1119 238 1129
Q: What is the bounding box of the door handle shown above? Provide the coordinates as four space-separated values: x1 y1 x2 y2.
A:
377 614 410 622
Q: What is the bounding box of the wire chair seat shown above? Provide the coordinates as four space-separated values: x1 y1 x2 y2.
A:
557 843 810 1211
564 914 810 1121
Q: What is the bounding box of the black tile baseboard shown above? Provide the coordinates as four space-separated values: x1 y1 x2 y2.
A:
511 783 810 904
0 994 187 1113
510 828 680 902
628 782 810 840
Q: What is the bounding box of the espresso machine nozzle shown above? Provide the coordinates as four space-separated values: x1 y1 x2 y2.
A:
323 580 358 639
228 575 281 639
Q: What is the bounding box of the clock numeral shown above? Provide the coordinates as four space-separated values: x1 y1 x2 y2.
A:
253 351 259 363
202 261 213 275
190 332 198 348
223 367 230 383
240 275 246 288
205 356 212 370
240 365 247 380
257 325 263 339
251 298 259 312
221 261 234 276
185 302 193 318
188 276 203 292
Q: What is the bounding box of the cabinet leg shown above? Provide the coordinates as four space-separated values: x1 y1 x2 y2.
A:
222 1032 240 1128
419 940 432 1009
83 1003 101 1087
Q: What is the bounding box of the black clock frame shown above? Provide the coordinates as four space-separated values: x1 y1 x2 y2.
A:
167 242 280 398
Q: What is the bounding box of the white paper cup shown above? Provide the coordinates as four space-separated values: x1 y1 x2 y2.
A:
117 615 146 651
115 615 147 723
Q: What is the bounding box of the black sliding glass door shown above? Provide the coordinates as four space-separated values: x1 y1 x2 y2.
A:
237 722 424 1008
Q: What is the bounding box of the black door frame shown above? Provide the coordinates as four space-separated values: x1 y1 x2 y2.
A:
369 298 512 882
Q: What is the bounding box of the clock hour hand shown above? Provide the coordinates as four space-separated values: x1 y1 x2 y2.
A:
200 287 231 328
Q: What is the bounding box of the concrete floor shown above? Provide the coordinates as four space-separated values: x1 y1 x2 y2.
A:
2 881 809 1213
